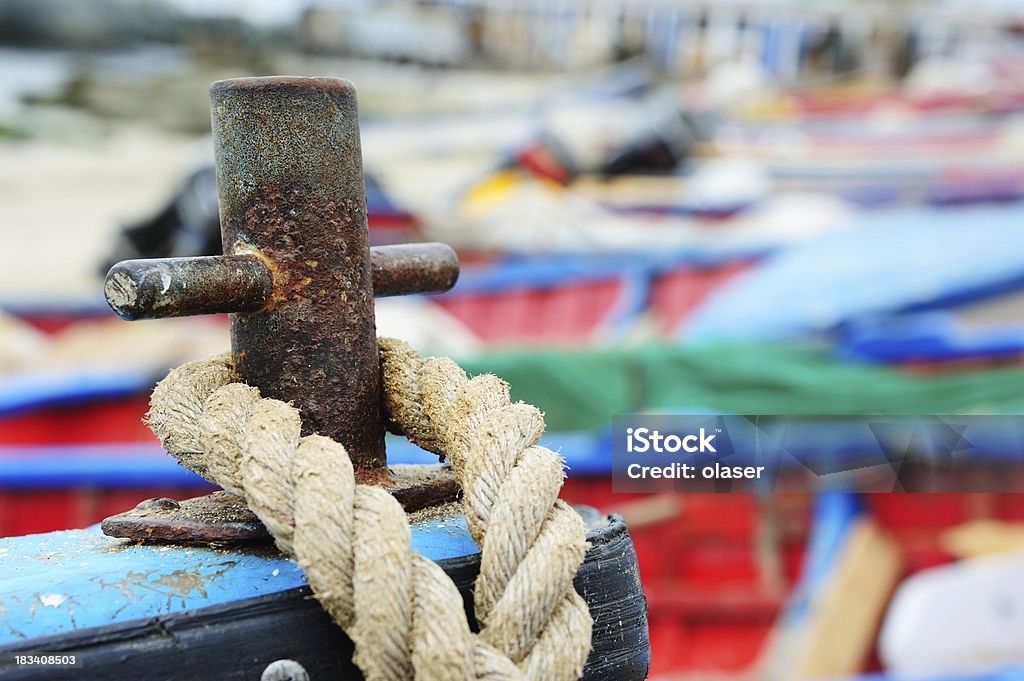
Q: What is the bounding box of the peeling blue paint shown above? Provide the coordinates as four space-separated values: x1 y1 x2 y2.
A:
0 513 478 644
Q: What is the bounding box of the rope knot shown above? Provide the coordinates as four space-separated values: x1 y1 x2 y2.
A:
147 338 592 681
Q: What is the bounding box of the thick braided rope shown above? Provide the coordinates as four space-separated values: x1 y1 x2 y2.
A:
146 338 592 681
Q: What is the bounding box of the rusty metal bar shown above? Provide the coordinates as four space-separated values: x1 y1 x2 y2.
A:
104 254 272 321
104 244 459 321
211 75 387 477
370 243 459 298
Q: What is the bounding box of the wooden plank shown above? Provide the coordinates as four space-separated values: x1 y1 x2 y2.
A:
941 519 1024 560
790 518 903 679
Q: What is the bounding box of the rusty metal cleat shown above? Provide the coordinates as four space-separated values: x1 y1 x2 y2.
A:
101 76 462 545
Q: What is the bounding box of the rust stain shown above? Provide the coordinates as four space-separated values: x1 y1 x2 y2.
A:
99 570 156 599
154 570 210 602
0 601 26 639
98 562 238 612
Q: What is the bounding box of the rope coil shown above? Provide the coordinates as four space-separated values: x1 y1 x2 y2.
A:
146 337 593 681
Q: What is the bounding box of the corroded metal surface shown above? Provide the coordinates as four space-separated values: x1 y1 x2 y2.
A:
101 76 464 545
370 243 459 298
211 76 386 475
103 466 459 546
104 244 459 320
101 492 272 546
388 465 461 512
104 254 272 321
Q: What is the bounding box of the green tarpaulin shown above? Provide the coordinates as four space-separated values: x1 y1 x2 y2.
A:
459 344 1024 432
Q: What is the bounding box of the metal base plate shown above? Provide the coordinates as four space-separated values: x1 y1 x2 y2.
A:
101 465 460 546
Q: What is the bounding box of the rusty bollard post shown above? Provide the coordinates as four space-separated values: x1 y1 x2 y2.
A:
101 76 460 544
